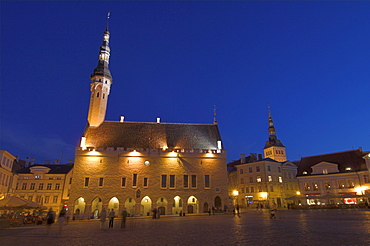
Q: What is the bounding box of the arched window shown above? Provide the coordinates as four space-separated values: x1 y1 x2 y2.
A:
97 92 100 97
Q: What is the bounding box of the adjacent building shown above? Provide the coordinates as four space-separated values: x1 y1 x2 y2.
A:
13 162 73 213
68 24 229 218
228 109 298 209
0 150 17 200
296 148 370 206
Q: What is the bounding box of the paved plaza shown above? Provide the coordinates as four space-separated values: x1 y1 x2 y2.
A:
0 209 369 246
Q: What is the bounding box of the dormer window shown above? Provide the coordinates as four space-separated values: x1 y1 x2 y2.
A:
35 175 41 179
323 169 328 174
345 167 351 171
303 171 307 175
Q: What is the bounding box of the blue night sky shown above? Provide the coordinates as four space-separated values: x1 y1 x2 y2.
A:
1 1 369 164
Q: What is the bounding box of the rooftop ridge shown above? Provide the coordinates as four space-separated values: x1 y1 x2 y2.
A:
301 148 366 159
103 120 217 126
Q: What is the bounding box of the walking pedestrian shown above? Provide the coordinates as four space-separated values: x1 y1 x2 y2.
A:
58 208 66 235
121 209 127 228
100 208 107 229
45 208 55 235
108 209 115 228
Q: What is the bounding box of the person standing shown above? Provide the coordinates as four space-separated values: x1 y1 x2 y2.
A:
121 209 127 228
108 209 115 228
45 208 55 235
100 208 107 229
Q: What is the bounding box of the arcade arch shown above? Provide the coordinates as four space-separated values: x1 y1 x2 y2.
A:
141 196 152 216
187 196 198 214
91 197 103 219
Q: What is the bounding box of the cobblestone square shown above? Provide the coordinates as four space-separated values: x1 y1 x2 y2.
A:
1 209 369 246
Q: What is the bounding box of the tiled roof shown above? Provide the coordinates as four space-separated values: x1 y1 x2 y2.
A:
84 121 223 150
296 149 369 176
16 164 73 174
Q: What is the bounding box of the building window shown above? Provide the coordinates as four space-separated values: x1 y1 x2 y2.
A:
55 183 60 190
278 177 283 183
30 183 35 190
256 166 260 172
143 178 148 187
36 196 42 204
161 175 167 188
364 175 369 183
191 175 197 188
170 175 175 188
267 166 271 171
45 196 50 203
99 178 104 187
35 175 41 179
121 177 126 187
69 178 72 184
84 178 89 187
304 182 310 191
338 180 345 189
325 181 331 190
313 182 319 191
183 175 189 188
347 180 354 188
270 186 274 192
250 187 255 193
256 176 261 182
245 187 249 193
240 178 244 184
249 168 252 173
323 169 328 174
268 176 272 182
240 169 244 174
38 183 44 190
22 183 27 190
258 186 262 192
204 175 210 188
133 174 137 187
53 196 58 203
249 177 253 183
278 167 281 172
28 196 33 201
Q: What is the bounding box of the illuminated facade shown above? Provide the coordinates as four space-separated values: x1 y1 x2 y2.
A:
69 24 229 218
0 150 16 200
14 163 73 212
296 148 370 205
229 156 298 209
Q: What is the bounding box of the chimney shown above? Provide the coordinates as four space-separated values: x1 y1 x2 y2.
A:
240 154 246 164
120 116 125 122
25 157 30 167
54 159 60 165
156 117 161 123
30 158 35 166
359 147 363 152
250 153 257 162
258 154 263 160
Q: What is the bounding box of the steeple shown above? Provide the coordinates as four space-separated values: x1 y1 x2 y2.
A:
87 13 113 127
263 106 287 162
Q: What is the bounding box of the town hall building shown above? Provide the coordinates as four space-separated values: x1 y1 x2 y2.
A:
68 23 229 218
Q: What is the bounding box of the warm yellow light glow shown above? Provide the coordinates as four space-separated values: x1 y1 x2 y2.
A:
174 196 180 201
79 197 85 202
111 197 118 203
232 190 239 196
205 152 214 157
168 151 178 157
355 186 368 194
0 195 4 200
86 150 101 156
296 191 301 195
129 150 140 157
261 192 268 199
162 146 168 150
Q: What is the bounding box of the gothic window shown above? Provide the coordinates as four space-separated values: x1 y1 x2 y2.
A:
161 175 167 188
170 175 175 188
191 175 197 188
99 178 104 187
84 178 89 187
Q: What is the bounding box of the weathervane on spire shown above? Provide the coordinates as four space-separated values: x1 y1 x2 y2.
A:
106 12 111 30
213 105 217 124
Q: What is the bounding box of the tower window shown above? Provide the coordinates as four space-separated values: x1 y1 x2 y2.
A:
103 94 105 99
97 92 100 97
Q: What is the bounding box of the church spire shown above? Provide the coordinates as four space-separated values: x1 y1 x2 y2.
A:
87 14 113 127
263 106 287 162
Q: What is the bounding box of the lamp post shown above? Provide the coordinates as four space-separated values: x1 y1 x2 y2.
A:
232 190 239 214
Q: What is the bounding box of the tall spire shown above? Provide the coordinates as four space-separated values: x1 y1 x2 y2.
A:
87 15 113 127
263 106 287 162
